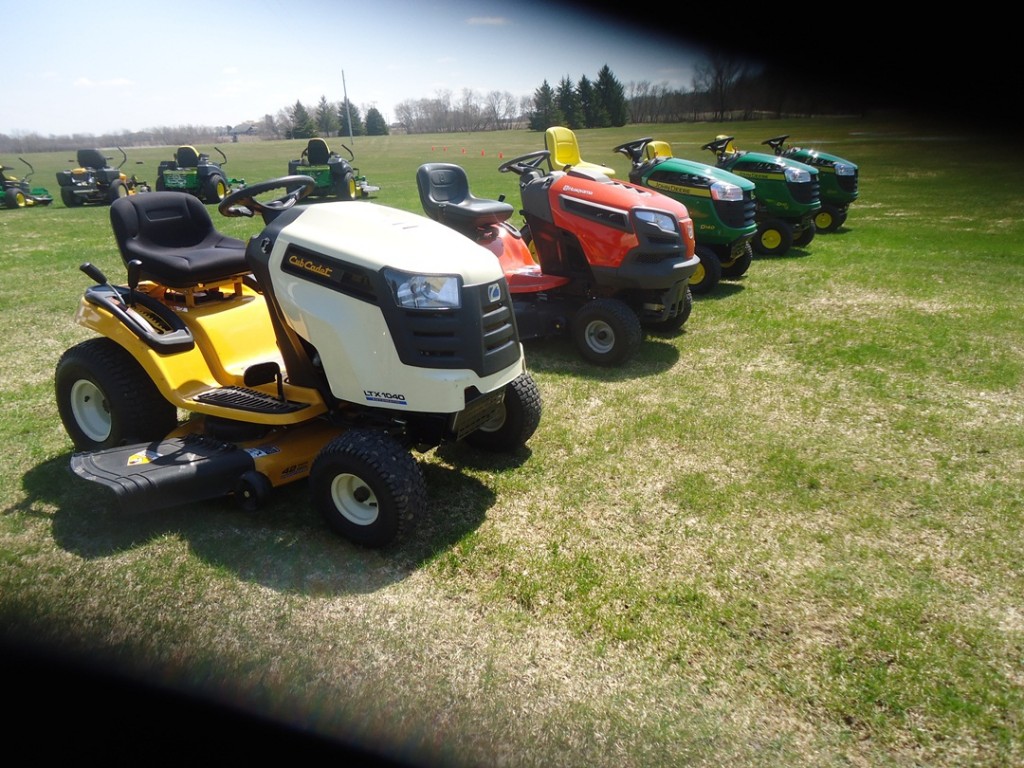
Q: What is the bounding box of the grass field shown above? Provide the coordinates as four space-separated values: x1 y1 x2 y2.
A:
2 115 1022 766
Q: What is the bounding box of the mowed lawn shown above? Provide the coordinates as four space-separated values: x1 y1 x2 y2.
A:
1 115 1022 766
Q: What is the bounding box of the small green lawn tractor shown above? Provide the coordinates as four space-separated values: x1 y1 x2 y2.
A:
762 135 859 233
287 138 380 200
155 145 244 204
702 136 821 257
613 138 757 294
1 157 53 208
56 147 151 207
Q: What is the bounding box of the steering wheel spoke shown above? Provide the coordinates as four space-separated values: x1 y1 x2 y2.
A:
218 175 316 222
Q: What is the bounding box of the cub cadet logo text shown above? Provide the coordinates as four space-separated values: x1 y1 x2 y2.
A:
563 185 593 196
364 390 408 406
289 254 334 278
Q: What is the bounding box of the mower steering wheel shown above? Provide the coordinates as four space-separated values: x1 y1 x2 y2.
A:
612 138 654 163
218 175 316 221
498 150 550 176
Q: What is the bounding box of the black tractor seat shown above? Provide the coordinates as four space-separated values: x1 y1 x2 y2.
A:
416 163 513 234
110 192 248 290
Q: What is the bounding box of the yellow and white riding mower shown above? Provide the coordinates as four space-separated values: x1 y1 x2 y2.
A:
55 176 542 547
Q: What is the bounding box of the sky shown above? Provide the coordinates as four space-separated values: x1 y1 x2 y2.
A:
1 0 729 137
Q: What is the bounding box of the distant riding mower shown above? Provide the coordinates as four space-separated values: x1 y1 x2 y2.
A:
287 138 380 200
762 135 859 233
155 145 244 204
613 138 757 294
702 136 821 257
417 151 698 367
1 157 53 208
54 175 541 548
56 147 150 207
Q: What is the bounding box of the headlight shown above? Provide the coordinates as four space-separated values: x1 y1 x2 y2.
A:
635 209 678 234
784 166 811 184
834 162 856 176
709 180 744 201
383 268 461 309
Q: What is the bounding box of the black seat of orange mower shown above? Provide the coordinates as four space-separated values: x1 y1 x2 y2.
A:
175 145 201 168
416 163 513 233
305 138 332 165
110 193 248 289
76 149 108 169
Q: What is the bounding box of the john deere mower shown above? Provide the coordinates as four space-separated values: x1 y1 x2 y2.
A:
155 145 243 204
613 138 757 294
54 176 541 548
56 147 150 207
762 135 859 233
702 136 820 257
287 138 379 200
1 157 53 208
417 151 698 367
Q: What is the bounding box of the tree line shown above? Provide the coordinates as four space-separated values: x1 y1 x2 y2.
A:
1 57 868 153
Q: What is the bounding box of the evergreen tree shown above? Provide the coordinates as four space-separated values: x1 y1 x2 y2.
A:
365 107 389 136
290 100 317 139
555 76 583 129
528 80 565 132
315 95 339 137
595 65 629 127
577 74 608 129
337 99 364 137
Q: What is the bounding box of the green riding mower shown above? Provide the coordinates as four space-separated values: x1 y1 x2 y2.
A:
762 135 859 233
56 147 150 207
614 138 757 294
287 138 380 200
702 136 821 257
155 145 244 204
2 157 53 208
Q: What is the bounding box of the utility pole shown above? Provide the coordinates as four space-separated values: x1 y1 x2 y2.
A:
342 70 355 143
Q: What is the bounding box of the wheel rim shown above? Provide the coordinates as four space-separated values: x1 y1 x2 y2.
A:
815 210 834 231
348 179 357 198
583 319 616 355
330 473 379 526
217 180 228 199
689 261 705 286
477 402 507 433
760 228 782 250
70 379 111 442
15 192 26 207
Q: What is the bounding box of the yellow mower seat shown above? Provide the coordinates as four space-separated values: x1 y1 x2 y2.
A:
543 126 616 176
644 140 674 161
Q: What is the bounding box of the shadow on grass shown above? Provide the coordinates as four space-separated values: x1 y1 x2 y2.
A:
520 334 680 378
18 452 496 595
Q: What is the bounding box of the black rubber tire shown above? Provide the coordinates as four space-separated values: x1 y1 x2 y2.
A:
463 373 542 453
793 220 816 248
204 173 228 204
107 179 127 204
753 218 792 256
571 298 642 366
61 187 81 207
54 338 177 451
334 171 355 201
4 188 25 208
814 203 842 234
310 429 426 548
645 285 692 334
690 245 722 295
155 177 166 192
721 243 753 278
234 471 272 513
